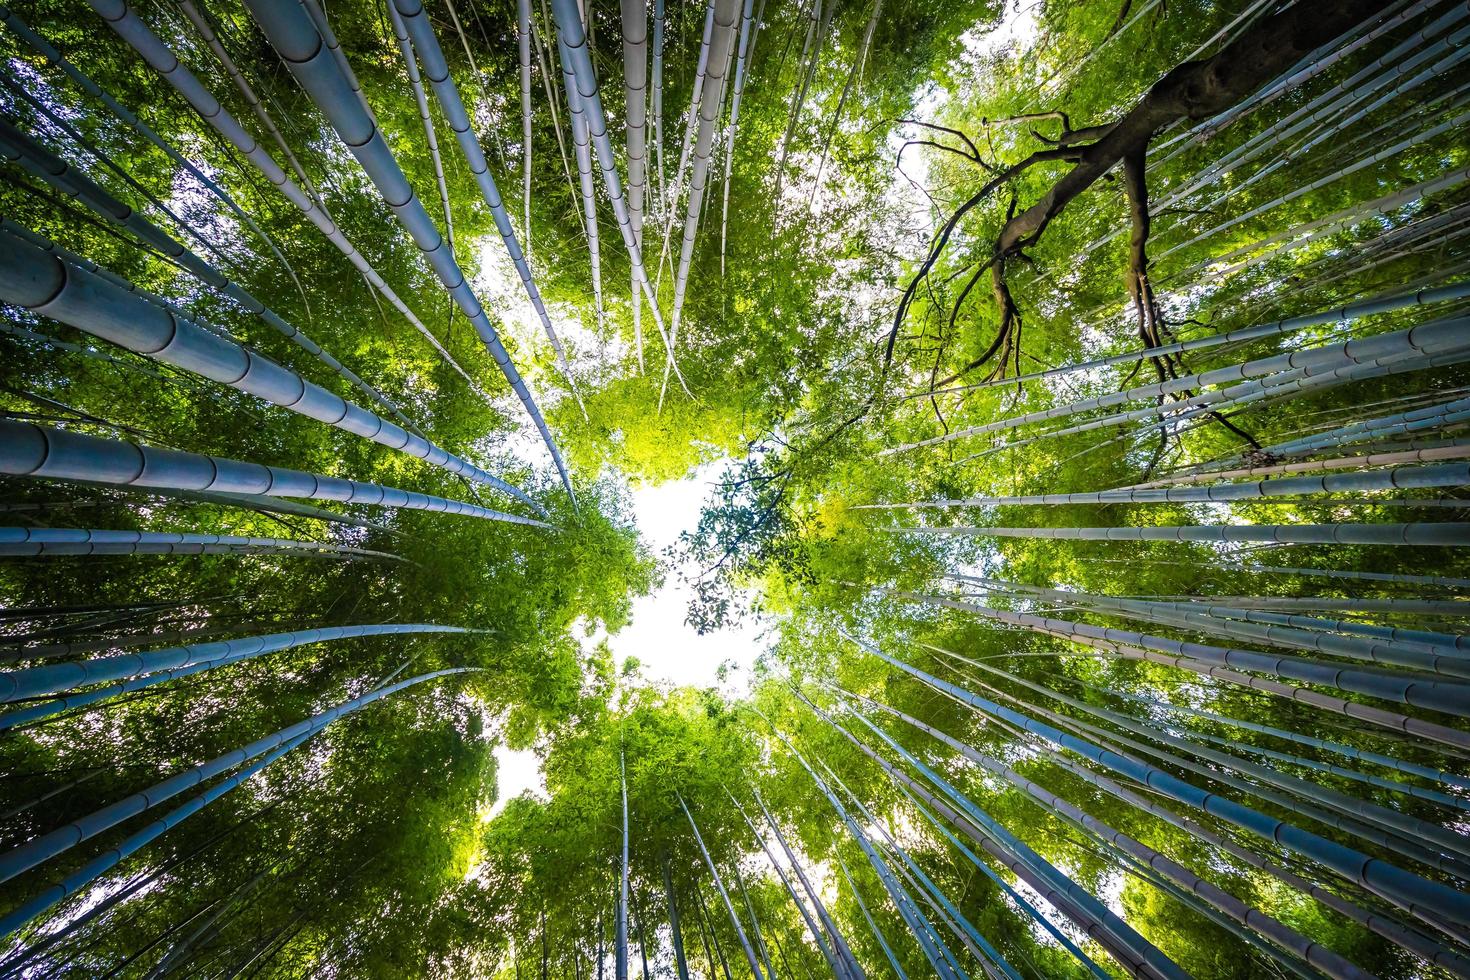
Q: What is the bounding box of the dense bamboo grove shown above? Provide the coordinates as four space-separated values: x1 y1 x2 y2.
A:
0 0 1467 976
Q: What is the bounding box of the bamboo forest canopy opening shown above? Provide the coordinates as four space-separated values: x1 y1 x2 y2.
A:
0 0 1468 975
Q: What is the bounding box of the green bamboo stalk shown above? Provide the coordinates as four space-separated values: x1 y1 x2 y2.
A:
87 0 495 404
0 226 532 506
0 623 471 705
0 4 306 304
0 527 397 561
0 668 476 936
0 419 552 527
848 632 1470 930
676 791 765 979
886 313 1470 454
241 0 577 504
893 523 1470 547
900 590 1470 722
0 121 419 433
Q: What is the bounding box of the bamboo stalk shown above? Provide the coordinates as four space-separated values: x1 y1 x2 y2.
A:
0 668 477 936
845 631 1470 930
87 0 495 404
0 5 306 305
550 0 692 396
0 124 422 434
244 0 578 504
0 227 529 505
0 528 397 562
0 419 553 526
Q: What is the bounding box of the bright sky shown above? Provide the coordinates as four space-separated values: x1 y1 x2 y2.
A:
492 463 771 813
607 462 771 689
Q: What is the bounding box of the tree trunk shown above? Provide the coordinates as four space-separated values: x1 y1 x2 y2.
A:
996 0 1387 259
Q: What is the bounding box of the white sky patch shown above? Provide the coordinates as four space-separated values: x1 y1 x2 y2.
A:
488 744 548 818
964 0 1042 60
599 462 772 692
481 466 771 820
